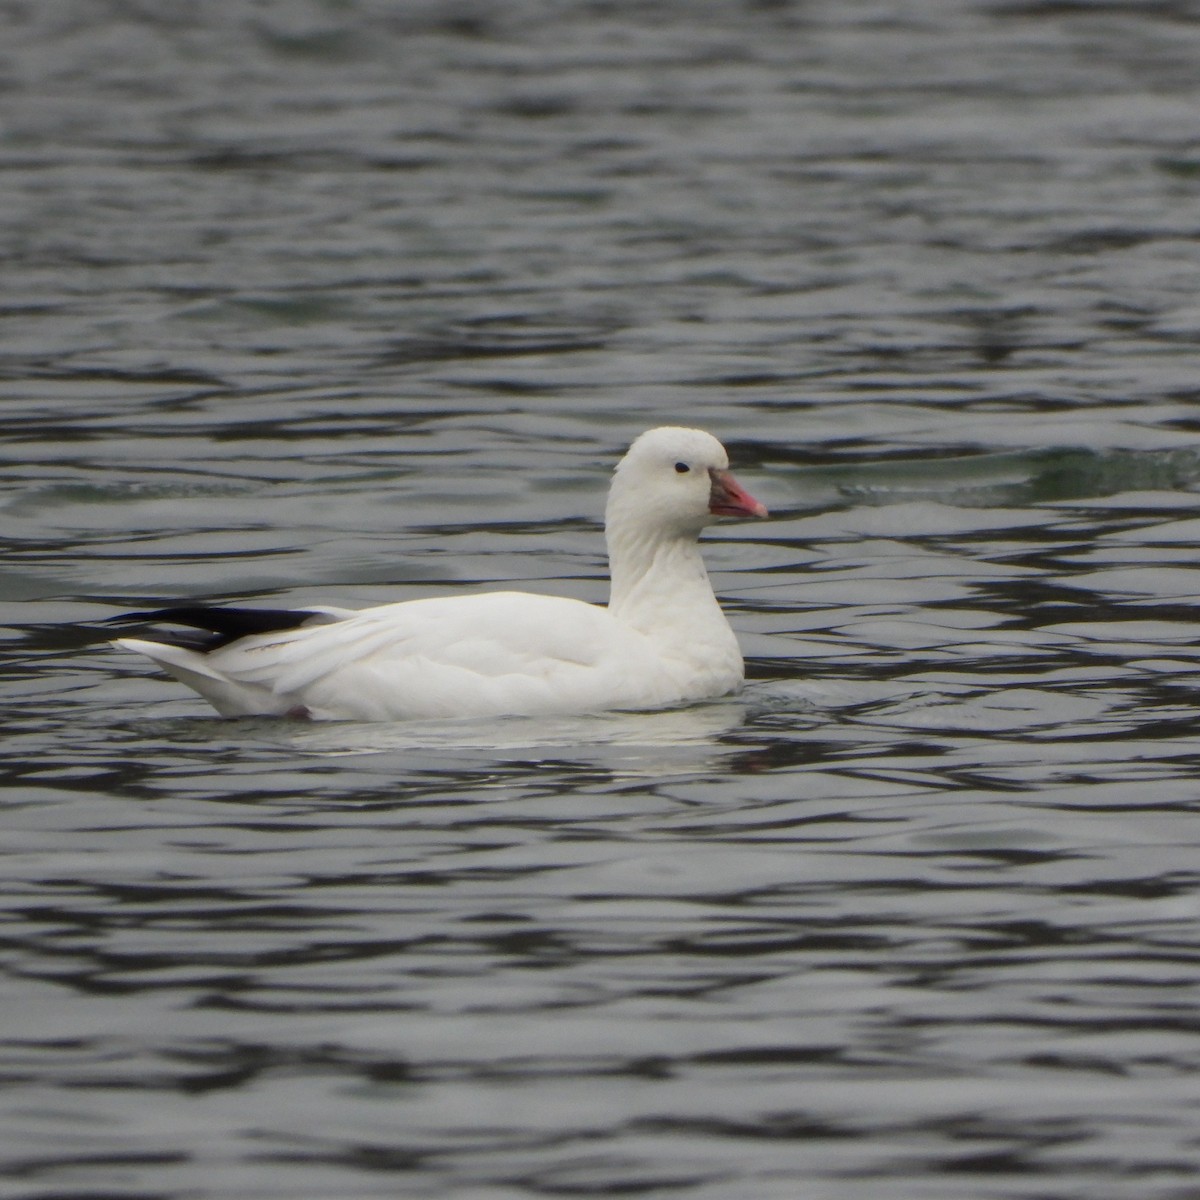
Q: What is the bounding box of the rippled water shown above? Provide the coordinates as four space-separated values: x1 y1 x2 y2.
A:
7 2 1200 1197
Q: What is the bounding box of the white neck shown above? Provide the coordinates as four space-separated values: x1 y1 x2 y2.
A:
604 517 742 699
607 523 718 624
603 487 737 664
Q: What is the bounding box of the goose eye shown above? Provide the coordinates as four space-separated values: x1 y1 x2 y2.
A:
674 462 690 474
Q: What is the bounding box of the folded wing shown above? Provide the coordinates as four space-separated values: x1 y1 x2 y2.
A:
117 592 654 720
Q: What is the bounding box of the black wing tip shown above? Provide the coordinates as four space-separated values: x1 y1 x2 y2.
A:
108 604 326 651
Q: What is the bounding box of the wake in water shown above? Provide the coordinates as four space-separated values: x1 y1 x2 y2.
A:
789 445 1200 510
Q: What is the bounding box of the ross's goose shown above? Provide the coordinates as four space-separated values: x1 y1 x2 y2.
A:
114 426 768 721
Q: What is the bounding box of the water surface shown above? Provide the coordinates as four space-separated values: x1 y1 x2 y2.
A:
6 3 1200 1198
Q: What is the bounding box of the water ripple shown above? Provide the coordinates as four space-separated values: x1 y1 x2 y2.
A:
7 2 1200 1197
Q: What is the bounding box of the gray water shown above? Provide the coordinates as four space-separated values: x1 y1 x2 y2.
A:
7 2 1200 1197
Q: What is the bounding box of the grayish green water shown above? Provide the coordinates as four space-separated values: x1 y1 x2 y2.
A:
7 2 1200 1197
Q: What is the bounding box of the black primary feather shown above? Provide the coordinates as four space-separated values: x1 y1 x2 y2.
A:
112 605 325 652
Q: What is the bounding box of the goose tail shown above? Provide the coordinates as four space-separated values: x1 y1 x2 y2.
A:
114 637 293 717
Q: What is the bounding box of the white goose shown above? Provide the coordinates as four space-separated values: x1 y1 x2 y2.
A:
115 426 768 721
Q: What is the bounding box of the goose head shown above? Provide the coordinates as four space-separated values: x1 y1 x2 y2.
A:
606 426 768 539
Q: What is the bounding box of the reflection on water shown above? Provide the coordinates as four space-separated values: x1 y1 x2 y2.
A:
284 701 747 764
7 2 1200 1198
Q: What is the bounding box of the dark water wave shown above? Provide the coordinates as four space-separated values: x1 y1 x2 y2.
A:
7 2 1200 1198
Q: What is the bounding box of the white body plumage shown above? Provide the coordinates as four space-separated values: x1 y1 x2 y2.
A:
116 427 767 721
